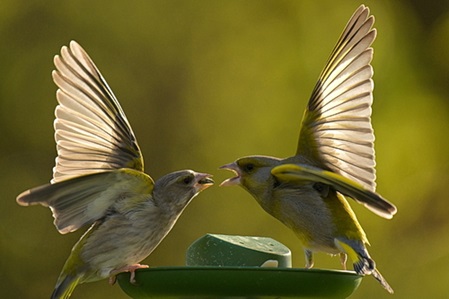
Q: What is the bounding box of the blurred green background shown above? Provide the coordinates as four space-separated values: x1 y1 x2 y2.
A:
1 0 448 298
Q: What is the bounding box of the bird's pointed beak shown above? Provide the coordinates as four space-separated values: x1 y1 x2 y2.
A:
194 173 214 191
219 162 242 187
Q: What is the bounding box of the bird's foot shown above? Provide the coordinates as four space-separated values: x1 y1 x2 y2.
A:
109 275 117 285
340 253 348 270
127 264 149 284
304 249 314 269
109 264 149 285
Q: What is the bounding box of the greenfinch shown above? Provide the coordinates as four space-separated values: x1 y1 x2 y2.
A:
16 41 213 299
220 5 396 294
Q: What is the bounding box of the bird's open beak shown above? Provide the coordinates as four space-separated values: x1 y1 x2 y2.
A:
194 173 214 191
219 162 242 187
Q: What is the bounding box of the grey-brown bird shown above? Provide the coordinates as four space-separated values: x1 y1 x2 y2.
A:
16 41 213 299
220 5 396 294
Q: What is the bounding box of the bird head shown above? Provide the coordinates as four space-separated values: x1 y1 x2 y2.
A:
220 156 281 200
153 170 214 212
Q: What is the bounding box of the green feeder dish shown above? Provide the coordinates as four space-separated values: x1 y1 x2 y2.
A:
118 234 362 298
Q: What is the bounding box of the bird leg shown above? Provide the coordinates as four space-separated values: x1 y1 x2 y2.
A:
304 249 314 269
339 253 348 270
109 264 149 285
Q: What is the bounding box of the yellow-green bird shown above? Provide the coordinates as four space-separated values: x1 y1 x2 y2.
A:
16 41 213 299
220 5 396 294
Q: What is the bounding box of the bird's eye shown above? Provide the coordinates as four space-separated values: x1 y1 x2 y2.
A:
313 182 329 197
183 176 193 185
243 163 255 173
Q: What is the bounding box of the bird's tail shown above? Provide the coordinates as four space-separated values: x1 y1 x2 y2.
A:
336 238 394 294
371 268 394 294
352 255 394 294
51 274 81 299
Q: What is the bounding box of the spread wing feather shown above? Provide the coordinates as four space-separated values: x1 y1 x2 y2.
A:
272 164 397 219
16 169 154 234
52 41 143 183
296 5 377 192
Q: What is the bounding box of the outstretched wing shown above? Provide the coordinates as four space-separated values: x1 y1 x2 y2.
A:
52 41 144 183
16 169 154 234
272 164 397 219
296 5 377 192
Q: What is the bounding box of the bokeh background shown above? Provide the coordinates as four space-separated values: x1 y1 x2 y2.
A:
1 0 448 298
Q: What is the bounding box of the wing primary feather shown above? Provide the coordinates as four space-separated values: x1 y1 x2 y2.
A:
51 41 144 182
296 5 377 192
55 49 132 141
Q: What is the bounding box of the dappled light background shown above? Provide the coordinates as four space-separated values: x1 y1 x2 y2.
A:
1 1 449 298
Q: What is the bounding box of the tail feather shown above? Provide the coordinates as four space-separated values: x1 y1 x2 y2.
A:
335 238 394 294
372 268 394 294
353 254 394 294
51 274 81 299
